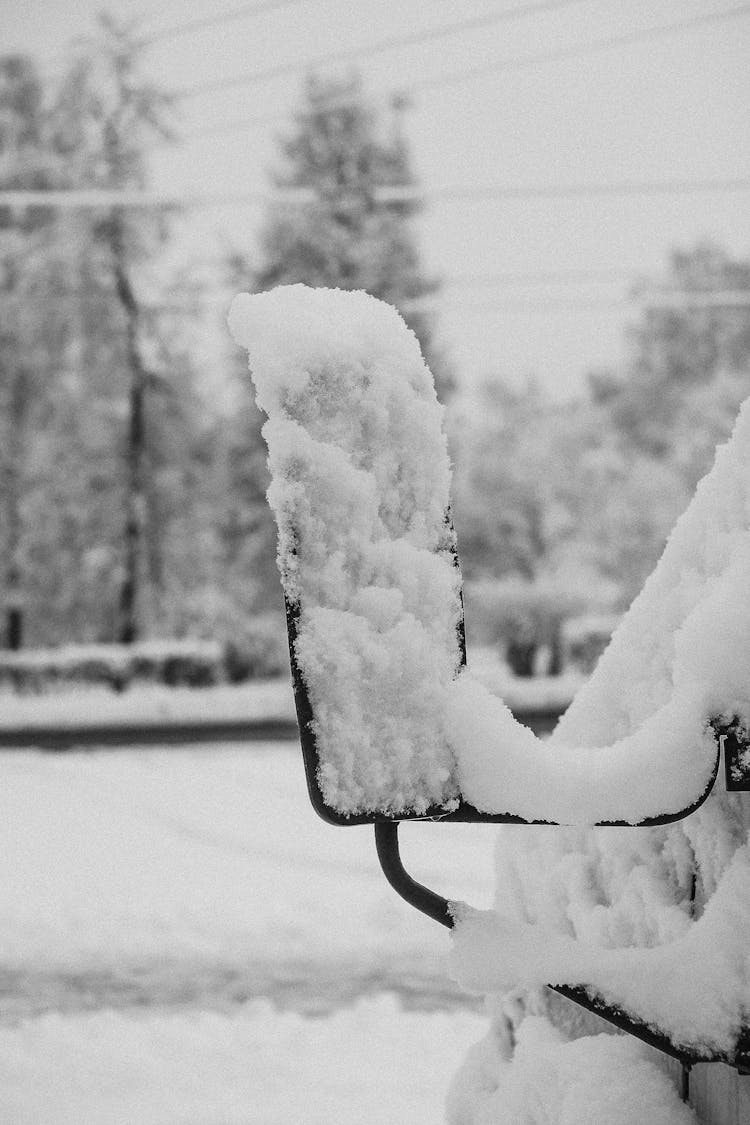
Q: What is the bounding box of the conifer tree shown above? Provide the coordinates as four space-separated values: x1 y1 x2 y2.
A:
249 73 452 399
223 74 453 625
589 243 750 477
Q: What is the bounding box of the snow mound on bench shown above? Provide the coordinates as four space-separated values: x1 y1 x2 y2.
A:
445 396 750 823
229 285 462 816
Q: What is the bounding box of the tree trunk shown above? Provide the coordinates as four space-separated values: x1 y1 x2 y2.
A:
548 623 564 676
506 639 537 678
4 367 26 649
109 209 148 644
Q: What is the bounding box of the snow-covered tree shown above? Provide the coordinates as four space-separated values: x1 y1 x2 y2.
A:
590 242 750 478
0 21 218 646
0 53 70 648
248 74 453 399
48 13 178 642
222 75 456 629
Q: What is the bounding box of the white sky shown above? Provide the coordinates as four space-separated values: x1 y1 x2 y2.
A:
5 0 750 399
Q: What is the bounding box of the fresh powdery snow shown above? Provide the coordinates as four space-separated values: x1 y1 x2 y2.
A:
229 285 463 816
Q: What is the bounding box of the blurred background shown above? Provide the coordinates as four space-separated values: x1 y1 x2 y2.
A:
1 2 749 1121
2 0 749 675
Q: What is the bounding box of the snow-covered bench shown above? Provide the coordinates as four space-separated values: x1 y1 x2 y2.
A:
229 284 750 1078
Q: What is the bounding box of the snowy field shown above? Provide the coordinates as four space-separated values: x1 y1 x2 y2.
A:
0 742 493 1123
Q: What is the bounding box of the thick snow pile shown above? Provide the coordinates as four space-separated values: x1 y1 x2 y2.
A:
449 397 750 1063
447 1011 698 1125
229 285 463 816
445 398 750 824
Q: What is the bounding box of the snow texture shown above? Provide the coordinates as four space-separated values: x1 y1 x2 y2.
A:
450 396 750 1066
229 285 463 815
446 1013 698 1125
0 746 495 976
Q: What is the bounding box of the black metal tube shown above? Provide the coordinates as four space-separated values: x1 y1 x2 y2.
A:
681 1064 691 1103
374 821 453 928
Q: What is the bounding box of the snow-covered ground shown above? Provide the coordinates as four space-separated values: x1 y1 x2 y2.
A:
3 997 483 1125
0 742 492 1122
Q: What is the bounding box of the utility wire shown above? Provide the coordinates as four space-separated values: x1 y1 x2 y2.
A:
411 2 750 93
184 2 750 137
3 177 748 210
140 0 311 46
405 292 750 314
3 269 652 300
175 0 586 99
429 177 750 202
448 267 646 286
22 292 750 314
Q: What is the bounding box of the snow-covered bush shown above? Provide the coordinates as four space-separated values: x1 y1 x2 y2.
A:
464 578 586 676
222 613 289 682
0 629 287 694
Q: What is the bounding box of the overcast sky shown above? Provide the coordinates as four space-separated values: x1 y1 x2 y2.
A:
6 0 750 399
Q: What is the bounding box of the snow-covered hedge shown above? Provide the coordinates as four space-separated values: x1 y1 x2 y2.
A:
0 620 288 693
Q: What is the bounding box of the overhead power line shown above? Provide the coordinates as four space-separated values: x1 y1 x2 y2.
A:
0 268 653 302
448 267 642 286
182 2 750 138
175 0 586 99
428 177 750 203
140 0 311 46
3 178 749 210
23 292 750 315
411 2 750 93
404 292 750 314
